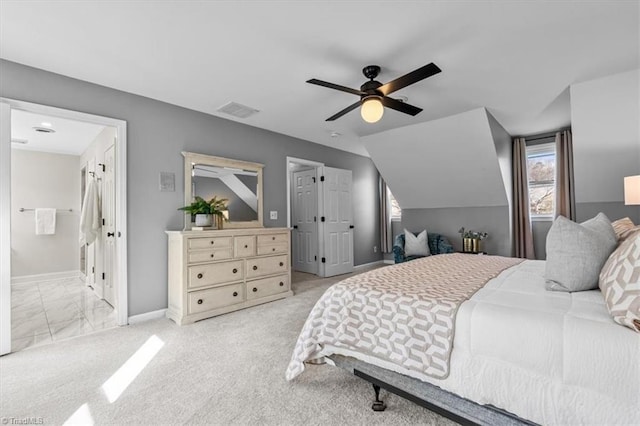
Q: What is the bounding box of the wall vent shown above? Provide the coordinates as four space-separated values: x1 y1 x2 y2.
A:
216 102 260 119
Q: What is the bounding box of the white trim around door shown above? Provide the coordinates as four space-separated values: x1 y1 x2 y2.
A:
0 98 129 337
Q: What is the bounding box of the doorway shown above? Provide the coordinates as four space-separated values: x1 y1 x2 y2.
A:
286 157 354 278
0 99 128 355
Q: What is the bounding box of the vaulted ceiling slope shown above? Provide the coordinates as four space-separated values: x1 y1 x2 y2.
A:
363 108 511 209
0 1 638 156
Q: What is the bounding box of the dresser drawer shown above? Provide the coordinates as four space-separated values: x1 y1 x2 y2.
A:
188 248 233 264
188 236 233 250
234 236 256 257
246 254 289 279
246 275 289 301
257 242 288 256
257 233 288 246
188 260 244 289
188 283 244 315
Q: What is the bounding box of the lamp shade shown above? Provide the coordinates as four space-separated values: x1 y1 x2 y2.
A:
361 98 384 123
624 175 640 205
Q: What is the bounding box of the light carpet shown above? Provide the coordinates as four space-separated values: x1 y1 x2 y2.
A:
0 267 454 425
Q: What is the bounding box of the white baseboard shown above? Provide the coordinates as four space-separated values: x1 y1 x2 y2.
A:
383 259 395 264
128 309 167 325
354 260 385 270
12 270 81 285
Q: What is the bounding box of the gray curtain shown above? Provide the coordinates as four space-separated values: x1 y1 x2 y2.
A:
513 137 536 259
555 129 576 220
379 176 392 253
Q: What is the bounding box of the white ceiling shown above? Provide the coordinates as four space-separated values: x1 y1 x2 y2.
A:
11 110 105 155
1 1 638 156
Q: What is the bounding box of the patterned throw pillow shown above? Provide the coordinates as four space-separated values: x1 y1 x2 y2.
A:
611 217 638 241
404 229 430 257
599 230 640 333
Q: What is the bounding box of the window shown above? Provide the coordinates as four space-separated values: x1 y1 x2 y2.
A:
526 142 556 219
388 188 402 220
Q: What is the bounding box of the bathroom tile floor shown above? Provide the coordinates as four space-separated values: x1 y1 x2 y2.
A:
11 277 117 352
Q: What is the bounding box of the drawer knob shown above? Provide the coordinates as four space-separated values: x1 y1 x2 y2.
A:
210 241 214 245
244 244 248 248
197 273 203 279
210 254 214 258
232 268 238 274
272 236 275 240
272 248 275 251
233 291 238 297
279 282 284 287
279 262 284 267
252 287 258 292
197 299 203 304
253 265 258 271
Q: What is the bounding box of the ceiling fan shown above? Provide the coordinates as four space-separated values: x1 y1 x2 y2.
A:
307 63 441 123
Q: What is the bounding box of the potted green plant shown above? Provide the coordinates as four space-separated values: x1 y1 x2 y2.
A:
179 196 228 228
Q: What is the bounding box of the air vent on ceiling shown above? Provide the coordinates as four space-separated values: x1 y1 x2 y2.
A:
33 126 56 133
11 138 28 145
216 102 259 119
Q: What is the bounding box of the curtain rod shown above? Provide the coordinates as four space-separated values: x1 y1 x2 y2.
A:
518 127 571 142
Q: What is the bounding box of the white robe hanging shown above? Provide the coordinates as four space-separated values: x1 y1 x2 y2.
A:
79 178 100 246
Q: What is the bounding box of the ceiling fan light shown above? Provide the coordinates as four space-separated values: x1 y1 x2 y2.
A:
361 98 384 123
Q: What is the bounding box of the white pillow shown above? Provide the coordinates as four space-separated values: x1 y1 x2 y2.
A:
404 229 430 257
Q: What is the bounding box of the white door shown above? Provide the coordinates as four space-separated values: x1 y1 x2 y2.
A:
320 167 354 277
85 159 97 293
292 169 318 274
0 102 11 355
102 144 116 307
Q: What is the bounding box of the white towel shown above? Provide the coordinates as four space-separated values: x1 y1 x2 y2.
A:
35 208 57 235
79 179 100 245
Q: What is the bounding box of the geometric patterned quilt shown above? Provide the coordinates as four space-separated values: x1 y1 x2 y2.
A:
286 253 524 380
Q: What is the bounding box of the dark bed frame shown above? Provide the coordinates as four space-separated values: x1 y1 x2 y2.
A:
328 355 538 426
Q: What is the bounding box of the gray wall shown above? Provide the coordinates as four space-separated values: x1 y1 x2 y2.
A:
402 206 512 257
0 59 382 316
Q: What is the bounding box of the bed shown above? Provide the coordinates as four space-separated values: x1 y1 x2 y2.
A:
286 254 640 425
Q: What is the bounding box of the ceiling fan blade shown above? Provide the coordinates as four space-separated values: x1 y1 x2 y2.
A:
378 63 441 96
326 101 361 121
307 79 366 96
381 97 423 116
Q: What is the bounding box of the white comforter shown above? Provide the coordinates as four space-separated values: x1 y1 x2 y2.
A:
395 260 640 425
288 259 639 424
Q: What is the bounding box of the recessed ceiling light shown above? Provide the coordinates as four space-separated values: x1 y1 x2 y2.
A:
395 95 409 103
330 131 341 138
40 122 52 127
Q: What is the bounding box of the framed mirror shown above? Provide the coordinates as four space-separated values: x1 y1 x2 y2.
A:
182 151 264 230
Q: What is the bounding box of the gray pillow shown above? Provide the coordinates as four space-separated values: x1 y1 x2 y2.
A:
545 213 617 292
404 229 431 257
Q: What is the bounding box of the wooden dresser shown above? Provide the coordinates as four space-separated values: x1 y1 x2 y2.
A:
166 227 292 325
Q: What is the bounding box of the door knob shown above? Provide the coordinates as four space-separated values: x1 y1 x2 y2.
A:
107 232 115 237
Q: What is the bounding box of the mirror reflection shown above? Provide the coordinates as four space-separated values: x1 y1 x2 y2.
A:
192 164 259 222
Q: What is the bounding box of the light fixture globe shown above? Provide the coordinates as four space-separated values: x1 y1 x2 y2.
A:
360 97 384 123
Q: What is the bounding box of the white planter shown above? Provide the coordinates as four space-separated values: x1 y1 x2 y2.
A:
195 214 212 227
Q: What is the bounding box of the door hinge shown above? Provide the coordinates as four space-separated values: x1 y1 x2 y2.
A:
321 257 326 263
321 216 325 222
102 218 105 226
314 216 317 222
320 176 325 182
314 255 317 261
92 266 95 273
102 272 105 280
